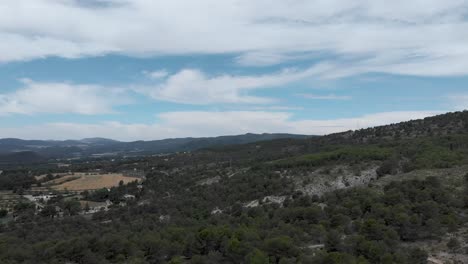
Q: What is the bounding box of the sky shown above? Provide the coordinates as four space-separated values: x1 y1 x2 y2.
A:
1 0 468 141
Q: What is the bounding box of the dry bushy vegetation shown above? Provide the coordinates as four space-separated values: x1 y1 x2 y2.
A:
1 111 468 263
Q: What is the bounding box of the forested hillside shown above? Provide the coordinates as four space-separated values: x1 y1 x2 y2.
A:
1 111 468 263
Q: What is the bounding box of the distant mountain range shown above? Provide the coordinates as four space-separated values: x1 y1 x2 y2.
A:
0 133 310 163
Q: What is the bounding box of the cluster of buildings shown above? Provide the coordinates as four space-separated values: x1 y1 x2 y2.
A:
20 192 137 216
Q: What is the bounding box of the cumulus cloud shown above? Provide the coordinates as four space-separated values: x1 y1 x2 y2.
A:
0 79 126 115
0 110 443 141
1 1 468 77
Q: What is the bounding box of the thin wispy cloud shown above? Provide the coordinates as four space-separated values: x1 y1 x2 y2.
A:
0 110 443 141
447 94 468 110
299 93 352 100
143 70 169 79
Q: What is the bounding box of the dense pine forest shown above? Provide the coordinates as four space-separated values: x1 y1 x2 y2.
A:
2 111 468 263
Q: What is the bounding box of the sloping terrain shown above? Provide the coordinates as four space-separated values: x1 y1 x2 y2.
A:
1 111 468 263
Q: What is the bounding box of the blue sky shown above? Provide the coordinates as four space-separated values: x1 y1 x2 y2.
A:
0 0 467 140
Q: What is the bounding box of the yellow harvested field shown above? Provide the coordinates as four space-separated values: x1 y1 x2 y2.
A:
35 172 70 181
46 175 80 185
35 175 47 181
51 173 141 191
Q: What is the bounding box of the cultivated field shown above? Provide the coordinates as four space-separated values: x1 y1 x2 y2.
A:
35 172 70 181
45 175 81 185
49 173 141 191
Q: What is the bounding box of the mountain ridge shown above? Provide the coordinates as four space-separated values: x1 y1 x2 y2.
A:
2 110 467 163
0 133 310 162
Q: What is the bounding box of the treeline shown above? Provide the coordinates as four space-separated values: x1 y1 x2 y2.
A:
272 146 392 169
0 170 36 191
269 135 468 178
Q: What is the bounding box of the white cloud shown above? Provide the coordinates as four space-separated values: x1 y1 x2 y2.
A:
447 94 468 110
291 111 445 135
239 106 304 111
0 110 443 141
0 64 336 115
235 52 291 67
0 79 126 115
142 66 334 104
0 33 115 62
1 1 468 76
299 93 352 100
143 70 169 79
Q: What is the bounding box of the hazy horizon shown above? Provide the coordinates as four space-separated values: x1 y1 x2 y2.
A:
0 110 458 141
0 132 309 142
